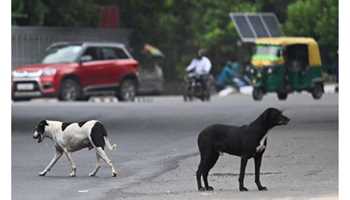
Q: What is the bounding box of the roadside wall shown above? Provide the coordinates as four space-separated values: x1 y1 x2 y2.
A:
12 26 130 68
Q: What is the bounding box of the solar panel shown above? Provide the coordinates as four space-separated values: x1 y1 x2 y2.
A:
234 16 255 38
247 15 269 37
229 12 282 42
261 14 282 37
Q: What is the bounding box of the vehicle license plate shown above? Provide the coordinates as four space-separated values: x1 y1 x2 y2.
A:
17 83 34 91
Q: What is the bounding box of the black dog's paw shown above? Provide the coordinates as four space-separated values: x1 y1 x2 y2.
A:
38 171 47 176
258 186 268 191
239 186 249 192
198 187 206 192
206 186 214 191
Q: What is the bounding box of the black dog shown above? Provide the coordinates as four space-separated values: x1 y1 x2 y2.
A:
196 108 289 192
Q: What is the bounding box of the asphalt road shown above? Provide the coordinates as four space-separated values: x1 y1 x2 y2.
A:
12 93 338 200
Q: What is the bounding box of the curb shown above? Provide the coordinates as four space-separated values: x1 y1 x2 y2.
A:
219 84 338 97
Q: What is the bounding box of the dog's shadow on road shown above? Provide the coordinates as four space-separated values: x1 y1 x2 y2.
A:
35 175 118 180
210 171 282 177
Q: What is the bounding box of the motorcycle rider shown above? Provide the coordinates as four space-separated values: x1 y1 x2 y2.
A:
186 49 212 92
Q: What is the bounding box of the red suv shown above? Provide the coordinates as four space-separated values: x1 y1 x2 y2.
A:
12 42 139 102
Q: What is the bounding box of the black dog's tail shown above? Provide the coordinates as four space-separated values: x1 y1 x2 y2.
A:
91 122 117 150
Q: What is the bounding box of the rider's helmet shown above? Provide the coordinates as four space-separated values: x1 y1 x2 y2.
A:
197 49 206 58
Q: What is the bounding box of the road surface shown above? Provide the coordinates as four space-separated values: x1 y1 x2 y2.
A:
12 93 338 200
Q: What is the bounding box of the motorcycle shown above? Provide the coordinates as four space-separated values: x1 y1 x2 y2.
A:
183 74 210 102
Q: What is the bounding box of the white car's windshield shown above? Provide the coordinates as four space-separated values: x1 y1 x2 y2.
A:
42 45 83 64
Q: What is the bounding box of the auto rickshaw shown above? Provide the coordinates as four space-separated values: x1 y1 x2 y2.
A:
249 37 324 100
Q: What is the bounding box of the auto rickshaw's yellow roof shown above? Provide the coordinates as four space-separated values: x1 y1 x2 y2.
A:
255 37 321 66
255 37 317 45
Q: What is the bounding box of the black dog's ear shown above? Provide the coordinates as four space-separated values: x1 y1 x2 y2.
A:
263 107 283 127
264 108 278 118
266 107 284 116
266 107 280 112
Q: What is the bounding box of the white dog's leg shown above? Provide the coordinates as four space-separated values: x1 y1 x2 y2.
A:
96 147 117 177
39 150 63 176
64 151 77 177
89 152 101 177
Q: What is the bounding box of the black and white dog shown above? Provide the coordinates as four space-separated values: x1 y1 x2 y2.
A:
33 120 118 177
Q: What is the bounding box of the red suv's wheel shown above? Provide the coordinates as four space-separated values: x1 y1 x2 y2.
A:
59 79 82 101
117 79 136 102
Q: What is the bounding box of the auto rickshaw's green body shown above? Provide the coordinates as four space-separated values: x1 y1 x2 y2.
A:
250 37 324 100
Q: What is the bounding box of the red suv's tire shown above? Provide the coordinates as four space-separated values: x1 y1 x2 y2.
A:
117 79 136 102
58 79 83 101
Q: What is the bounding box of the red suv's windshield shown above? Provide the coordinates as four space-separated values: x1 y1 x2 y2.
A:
42 45 83 64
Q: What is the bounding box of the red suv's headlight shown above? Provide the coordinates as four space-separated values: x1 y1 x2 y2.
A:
41 68 57 76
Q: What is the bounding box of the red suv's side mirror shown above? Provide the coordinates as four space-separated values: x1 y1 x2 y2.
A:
80 55 93 64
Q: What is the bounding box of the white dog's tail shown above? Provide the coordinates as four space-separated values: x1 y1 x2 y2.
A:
104 137 117 151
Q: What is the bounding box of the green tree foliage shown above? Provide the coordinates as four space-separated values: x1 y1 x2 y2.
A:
117 0 258 79
12 0 100 26
190 1 257 74
12 0 338 79
255 0 296 23
284 0 338 65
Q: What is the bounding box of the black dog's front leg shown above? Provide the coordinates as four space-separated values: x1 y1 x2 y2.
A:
239 157 249 191
254 154 267 191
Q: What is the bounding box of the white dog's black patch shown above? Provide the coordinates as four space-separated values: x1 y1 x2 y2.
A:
37 120 48 132
33 120 48 143
90 122 107 149
61 122 73 131
61 121 89 131
78 120 88 127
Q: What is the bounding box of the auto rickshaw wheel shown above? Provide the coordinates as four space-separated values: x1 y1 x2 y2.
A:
311 83 324 100
252 88 264 101
277 92 288 100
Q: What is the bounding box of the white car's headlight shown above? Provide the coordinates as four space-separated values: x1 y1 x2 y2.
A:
42 68 57 76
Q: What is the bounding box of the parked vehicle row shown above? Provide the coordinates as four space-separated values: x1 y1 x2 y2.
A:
12 37 327 102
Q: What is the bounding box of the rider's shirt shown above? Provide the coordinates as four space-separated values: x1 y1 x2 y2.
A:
186 56 212 76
